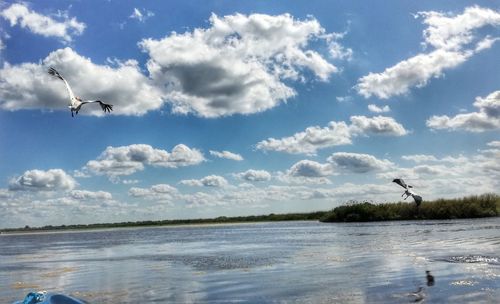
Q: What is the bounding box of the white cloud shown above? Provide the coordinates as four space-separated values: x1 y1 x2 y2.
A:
368 104 390 113
0 3 85 42
256 121 352 155
236 169 271 182
9 169 76 191
427 91 500 132
0 188 12 198
487 140 500 148
418 6 500 51
349 115 407 136
129 8 154 23
256 115 407 155
139 13 339 117
402 154 438 163
0 47 164 116
180 175 228 188
357 6 500 99
209 150 243 161
327 32 353 61
357 49 470 99
128 184 178 201
402 154 468 164
287 160 333 178
327 152 394 173
83 144 205 178
336 96 352 103
70 190 112 201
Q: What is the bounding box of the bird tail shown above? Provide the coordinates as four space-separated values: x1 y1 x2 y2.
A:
48 67 63 80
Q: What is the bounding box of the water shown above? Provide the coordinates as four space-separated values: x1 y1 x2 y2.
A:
1 219 499 303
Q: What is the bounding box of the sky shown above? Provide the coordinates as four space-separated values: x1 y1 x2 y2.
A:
0 1 499 228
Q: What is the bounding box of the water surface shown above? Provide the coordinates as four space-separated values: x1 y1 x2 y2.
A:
1 219 499 303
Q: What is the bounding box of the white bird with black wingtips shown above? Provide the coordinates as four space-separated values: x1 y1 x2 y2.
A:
393 178 423 207
48 67 113 117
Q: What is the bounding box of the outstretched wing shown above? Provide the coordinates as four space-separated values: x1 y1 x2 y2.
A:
81 100 113 113
48 67 76 104
392 178 408 189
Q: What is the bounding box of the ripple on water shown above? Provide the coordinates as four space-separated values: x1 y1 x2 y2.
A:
437 255 500 265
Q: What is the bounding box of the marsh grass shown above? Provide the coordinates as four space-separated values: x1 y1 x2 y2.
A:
320 194 499 222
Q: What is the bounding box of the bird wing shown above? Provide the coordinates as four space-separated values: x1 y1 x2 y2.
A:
48 67 76 105
81 100 113 113
392 178 408 189
412 194 423 205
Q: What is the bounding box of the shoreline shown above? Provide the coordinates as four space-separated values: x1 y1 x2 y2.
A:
2 194 498 233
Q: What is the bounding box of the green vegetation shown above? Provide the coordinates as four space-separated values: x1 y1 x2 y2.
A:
320 194 500 222
2 194 498 233
0 211 328 233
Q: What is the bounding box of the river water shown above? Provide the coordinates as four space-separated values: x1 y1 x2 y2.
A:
1 219 499 303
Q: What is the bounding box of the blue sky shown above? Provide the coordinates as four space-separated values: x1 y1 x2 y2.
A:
0 1 499 228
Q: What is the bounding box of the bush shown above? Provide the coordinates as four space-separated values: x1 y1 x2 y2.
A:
320 193 499 222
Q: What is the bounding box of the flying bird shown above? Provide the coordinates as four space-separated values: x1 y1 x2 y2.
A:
392 178 423 206
48 67 113 117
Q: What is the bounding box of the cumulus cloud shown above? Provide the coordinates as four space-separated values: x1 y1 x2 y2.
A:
128 184 178 201
0 188 12 198
327 31 353 60
209 150 243 161
139 13 339 117
9 169 76 191
357 50 470 99
357 6 500 99
0 3 85 42
180 175 228 187
288 160 333 178
426 91 500 132
368 104 390 113
236 169 271 182
70 190 112 201
487 140 500 148
129 8 154 22
349 115 408 136
0 47 164 116
83 144 205 179
256 115 407 155
402 154 438 163
327 152 394 173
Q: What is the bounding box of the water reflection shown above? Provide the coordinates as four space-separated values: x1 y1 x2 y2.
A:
1 219 499 303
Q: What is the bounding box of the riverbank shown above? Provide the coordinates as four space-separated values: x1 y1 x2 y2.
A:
320 194 499 222
2 194 498 233
0 211 328 233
